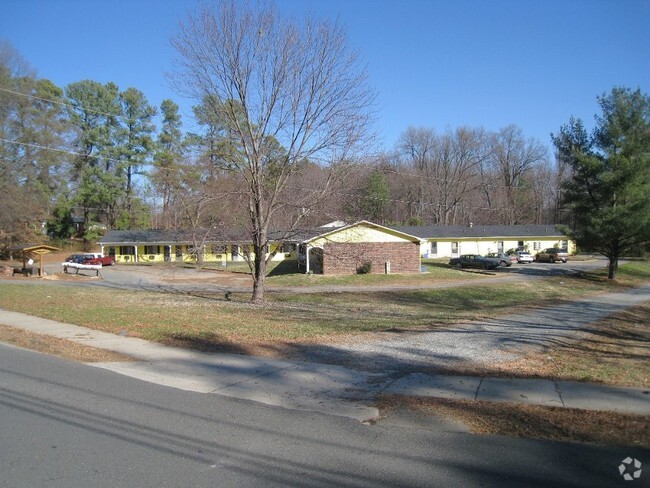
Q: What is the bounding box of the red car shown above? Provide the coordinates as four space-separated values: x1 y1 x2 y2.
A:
65 253 116 266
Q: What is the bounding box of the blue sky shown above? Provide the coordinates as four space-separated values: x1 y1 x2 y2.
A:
2 0 649 155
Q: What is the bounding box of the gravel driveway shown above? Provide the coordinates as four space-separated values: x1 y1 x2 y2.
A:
282 284 650 374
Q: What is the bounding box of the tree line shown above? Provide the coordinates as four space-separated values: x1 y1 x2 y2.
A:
1 0 648 298
0 42 561 248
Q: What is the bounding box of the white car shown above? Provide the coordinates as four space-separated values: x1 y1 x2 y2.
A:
516 251 534 263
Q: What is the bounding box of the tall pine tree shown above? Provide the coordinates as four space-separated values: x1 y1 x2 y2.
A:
553 87 650 278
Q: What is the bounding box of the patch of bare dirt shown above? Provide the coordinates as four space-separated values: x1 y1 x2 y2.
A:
160 270 253 287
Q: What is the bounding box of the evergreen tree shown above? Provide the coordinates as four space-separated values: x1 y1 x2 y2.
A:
29 79 69 205
65 80 123 235
153 99 186 229
552 87 650 278
115 87 156 226
0 42 66 248
46 196 76 239
359 170 390 224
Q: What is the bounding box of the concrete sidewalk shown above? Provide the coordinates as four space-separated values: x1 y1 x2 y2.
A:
384 373 650 416
1 308 649 422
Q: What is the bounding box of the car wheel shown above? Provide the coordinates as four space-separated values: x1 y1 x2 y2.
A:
454 263 462 270
500 260 508 267
550 256 555 263
110 259 116 266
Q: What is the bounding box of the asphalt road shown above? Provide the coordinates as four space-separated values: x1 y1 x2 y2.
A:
1 343 647 488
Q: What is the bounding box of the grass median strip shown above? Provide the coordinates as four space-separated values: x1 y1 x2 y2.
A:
379 396 650 448
0 324 135 363
0 261 647 361
0 277 604 345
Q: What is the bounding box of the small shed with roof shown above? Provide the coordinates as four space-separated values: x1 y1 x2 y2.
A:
8 243 61 277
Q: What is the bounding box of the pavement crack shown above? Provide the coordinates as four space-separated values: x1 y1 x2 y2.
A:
554 381 565 407
474 378 483 401
209 364 299 392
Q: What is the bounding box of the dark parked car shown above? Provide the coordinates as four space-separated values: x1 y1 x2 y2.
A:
449 254 500 270
64 253 116 266
485 252 516 267
65 254 91 264
535 248 569 263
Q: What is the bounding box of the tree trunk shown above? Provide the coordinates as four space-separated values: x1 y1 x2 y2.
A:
607 256 618 279
251 244 267 303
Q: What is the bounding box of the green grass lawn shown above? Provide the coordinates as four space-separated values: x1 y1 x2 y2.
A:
1 261 647 348
212 258 489 286
0 260 648 385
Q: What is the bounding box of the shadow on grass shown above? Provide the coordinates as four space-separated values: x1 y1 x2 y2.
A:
148 296 650 389
161 331 252 355
266 259 301 277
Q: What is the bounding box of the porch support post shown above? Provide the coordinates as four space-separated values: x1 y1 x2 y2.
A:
305 245 311 274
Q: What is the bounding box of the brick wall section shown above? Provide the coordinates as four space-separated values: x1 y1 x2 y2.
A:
322 242 420 275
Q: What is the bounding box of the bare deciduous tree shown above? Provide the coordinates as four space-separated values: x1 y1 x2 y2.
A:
483 124 548 224
431 127 486 225
396 127 435 221
394 126 485 225
171 0 375 302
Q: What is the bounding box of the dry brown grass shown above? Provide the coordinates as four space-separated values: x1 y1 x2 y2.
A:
379 395 650 448
0 324 134 363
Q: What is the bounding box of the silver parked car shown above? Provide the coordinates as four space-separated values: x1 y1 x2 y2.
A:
515 251 534 263
485 252 516 267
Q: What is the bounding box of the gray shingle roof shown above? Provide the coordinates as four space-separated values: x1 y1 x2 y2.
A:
391 224 569 239
99 228 251 245
100 227 332 245
99 223 569 245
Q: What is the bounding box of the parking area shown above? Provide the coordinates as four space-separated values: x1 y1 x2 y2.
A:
10 257 608 296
